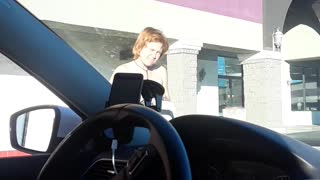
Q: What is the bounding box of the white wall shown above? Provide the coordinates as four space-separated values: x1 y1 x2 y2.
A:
285 111 313 126
18 0 262 51
282 24 320 61
197 59 219 115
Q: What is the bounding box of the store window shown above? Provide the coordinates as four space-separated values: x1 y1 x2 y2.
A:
217 56 244 113
290 64 320 111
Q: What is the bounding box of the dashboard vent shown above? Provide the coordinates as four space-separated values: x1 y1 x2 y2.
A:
83 159 128 180
273 175 290 180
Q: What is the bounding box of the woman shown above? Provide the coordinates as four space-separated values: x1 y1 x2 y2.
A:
110 27 170 100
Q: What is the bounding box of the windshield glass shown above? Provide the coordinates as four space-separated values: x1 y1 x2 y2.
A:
17 0 320 145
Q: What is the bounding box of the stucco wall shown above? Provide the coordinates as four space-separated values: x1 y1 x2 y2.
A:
47 21 137 80
242 51 283 127
18 0 263 51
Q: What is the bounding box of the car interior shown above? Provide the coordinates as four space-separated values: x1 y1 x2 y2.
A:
1 1 320 180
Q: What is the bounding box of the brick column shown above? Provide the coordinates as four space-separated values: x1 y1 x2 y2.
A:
166 40 202 116
240 50 289 128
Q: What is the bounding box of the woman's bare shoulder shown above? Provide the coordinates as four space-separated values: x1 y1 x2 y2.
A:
114 61 134 72
156 65 167 74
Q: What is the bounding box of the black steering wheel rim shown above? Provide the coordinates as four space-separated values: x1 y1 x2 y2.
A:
37 104 191 180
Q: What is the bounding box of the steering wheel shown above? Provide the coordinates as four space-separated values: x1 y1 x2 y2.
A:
37 104 191 180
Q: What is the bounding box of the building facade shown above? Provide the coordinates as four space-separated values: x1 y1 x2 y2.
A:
6 0 320 130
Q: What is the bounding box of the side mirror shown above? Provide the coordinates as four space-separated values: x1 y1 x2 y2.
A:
10 105 80 154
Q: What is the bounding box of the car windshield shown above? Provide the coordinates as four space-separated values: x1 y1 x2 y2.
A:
16 0 320 146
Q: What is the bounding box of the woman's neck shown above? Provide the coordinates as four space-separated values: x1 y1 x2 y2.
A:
134 59 148 71
133 59 149 79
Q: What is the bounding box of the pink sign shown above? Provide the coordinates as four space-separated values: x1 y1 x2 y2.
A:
157 0 262 23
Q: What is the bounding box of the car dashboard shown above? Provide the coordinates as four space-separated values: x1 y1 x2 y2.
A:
79 123 297 180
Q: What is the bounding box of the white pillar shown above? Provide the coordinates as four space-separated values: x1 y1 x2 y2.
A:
240 50 287 129
167 40 203 116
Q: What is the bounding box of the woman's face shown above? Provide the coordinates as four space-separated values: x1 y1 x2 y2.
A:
139 41 163 67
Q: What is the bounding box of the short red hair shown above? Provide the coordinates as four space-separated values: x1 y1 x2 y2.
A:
132 27 169 60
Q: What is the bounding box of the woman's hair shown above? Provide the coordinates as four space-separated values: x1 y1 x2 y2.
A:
132 27 169 60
